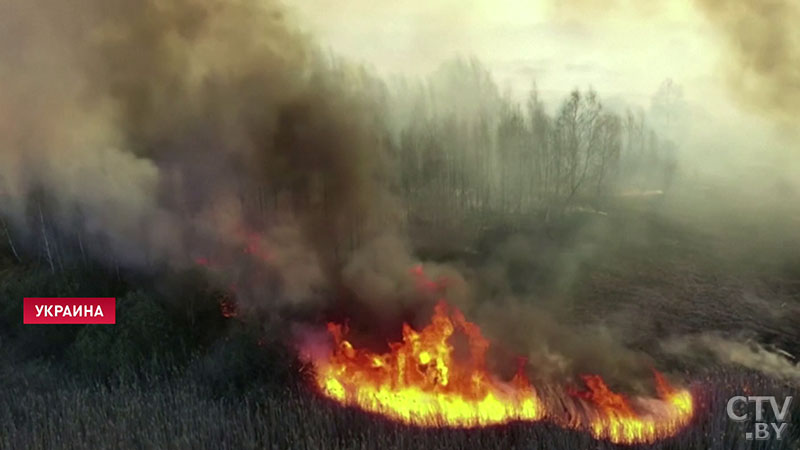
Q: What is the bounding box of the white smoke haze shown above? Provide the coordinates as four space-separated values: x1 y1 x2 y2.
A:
663 334 800 385
295 0 800 190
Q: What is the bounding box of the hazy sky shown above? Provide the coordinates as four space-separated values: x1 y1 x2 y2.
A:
290 0 723 109
287 0 800 179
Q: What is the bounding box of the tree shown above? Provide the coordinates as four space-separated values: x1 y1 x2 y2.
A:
650 79 688 143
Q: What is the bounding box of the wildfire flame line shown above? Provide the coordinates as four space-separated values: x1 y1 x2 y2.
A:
307 300 694 444
206 251 694 444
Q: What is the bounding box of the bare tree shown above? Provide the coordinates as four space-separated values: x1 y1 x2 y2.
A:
0 215 21 262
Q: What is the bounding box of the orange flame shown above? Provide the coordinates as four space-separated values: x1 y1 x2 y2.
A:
568 373 693 443
219 296 238 318
315 301 542 426
306 298 693 444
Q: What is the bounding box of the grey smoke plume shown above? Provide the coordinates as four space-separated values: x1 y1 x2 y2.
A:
0 0 396 309
693 0 800 132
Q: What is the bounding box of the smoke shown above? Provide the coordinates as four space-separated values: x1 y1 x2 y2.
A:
550 0 800 132
477 298 655 389
0 0 397 310
693 0 800 131
4 0 795 394
663 334 800 384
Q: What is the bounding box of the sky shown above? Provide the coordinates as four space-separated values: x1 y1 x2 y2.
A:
286 0 800 178
289 0 722 109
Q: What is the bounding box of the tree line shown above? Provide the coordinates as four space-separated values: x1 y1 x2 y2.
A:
388 58 679 230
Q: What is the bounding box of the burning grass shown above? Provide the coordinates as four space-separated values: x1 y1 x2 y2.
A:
305 299 694 445
314 301 544 427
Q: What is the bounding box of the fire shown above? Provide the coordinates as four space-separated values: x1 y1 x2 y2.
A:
219 296 238 318
307 298 694 444
568 373 693 443
314 301 543 426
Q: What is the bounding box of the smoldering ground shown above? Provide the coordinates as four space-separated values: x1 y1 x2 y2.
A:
1 0 799 397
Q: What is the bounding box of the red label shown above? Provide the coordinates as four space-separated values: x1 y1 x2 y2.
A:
23 298 116 324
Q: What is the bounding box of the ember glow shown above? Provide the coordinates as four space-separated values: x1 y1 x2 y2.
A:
305 295 694 444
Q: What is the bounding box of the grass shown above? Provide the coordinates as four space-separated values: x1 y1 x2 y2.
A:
1 208 799 449
1 354 797 450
